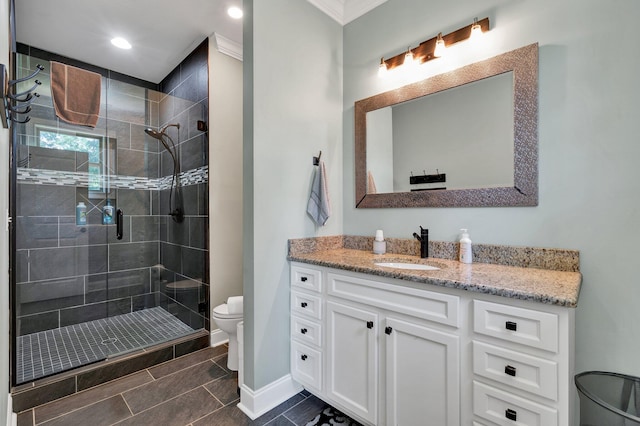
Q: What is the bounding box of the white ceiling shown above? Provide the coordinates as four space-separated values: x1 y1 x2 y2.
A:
14 0 384 84
15 0 244 83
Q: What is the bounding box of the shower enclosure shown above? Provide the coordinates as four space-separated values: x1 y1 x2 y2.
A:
11 42 210 385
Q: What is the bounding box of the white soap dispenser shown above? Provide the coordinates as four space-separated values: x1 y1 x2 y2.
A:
459 228 472 264
373 230 386 255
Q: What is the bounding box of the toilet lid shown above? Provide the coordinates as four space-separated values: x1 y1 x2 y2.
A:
213 303 242 319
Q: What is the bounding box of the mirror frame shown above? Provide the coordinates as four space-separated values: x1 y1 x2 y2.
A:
355 43 538 208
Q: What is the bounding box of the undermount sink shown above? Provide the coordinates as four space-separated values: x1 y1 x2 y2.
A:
375 262 440 271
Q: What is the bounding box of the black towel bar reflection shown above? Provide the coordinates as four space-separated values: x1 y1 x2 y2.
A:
116 209 124 240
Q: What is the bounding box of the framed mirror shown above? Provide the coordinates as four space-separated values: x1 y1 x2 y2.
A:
355 43 538 208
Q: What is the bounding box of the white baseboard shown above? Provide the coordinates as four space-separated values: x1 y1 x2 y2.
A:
210 329 229 347
7 394 16 426
237 375 303 420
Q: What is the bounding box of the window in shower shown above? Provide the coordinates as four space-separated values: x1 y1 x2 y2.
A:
36 126 110 195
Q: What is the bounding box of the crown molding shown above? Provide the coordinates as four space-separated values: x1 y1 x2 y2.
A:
214 33 243 62
307 0 387 25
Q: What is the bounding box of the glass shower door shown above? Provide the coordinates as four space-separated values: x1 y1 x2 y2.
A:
15 122 116 384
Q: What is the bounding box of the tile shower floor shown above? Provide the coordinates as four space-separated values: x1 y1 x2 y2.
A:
16 345 363 426
17 307 195 383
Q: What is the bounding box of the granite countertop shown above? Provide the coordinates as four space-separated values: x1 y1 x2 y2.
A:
289 248 582 307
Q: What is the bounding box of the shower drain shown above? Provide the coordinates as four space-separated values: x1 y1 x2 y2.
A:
101 338 118 345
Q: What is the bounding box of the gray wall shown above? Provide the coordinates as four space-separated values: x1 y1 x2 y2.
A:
245 0 343 390
343 0 640 377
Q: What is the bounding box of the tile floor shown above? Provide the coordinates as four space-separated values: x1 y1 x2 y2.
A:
17 307 194 384
15 345 362 426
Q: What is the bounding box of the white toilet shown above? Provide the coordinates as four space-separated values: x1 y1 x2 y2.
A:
212 296 243 371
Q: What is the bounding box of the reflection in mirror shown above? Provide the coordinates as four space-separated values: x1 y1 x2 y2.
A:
355 43 538 208
367 72 514 193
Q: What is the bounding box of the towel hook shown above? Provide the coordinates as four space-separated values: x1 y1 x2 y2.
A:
313 151 322 166
0 63 43 129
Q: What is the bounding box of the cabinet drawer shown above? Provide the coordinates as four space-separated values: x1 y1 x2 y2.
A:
291 291 322 320
328 272 459 327
473 381 557 426
291 265 322 293
291 315 322 347
473 340 558 400
473 300 558 353
473 381 558 426
291 341 322 391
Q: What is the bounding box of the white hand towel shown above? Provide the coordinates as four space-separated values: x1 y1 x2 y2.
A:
307 161 332 226
367 171 377 194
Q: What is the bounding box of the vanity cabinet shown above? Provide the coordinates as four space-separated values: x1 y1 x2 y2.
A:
326 301 378 424
289 262 575 426
385 316 459 426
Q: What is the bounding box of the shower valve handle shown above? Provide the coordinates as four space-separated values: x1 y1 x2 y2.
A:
116 209 124 240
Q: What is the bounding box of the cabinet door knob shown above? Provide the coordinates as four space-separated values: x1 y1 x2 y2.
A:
505 408 517 421
504 365 517 376
300 276 308 282
301 328 308 334
505 321 517 331
301 302 308 308
385 326 393 335
366 321 374 329
301 354 307 361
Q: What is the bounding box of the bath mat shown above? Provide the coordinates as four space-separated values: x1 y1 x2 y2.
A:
305 406 363 426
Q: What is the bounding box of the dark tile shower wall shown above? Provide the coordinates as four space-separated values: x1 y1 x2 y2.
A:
158 39 210 331
14 43 210 338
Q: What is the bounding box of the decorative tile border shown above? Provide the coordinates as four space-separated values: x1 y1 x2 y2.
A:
17 166 208 190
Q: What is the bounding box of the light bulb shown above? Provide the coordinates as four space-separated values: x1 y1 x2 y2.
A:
434 33 446 58
111 37 131 50
403 47 419 70
378 57 388 78
470 18 483 40
228 6 243 19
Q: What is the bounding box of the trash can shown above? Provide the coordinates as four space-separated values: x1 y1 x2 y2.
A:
575 371 640 425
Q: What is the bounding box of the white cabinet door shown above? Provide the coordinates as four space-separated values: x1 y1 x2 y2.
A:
385 317 460 426
326 301 378 425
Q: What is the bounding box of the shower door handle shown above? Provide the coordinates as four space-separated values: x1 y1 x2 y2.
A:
116 209 124 240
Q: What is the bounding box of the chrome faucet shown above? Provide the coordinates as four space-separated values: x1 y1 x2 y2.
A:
412 226 429 258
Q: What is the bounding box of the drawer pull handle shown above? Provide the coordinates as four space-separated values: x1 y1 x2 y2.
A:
301 302 308 308
301 328 308 334
504 365 517 376
385 326 393 335
301 354 307 361
505 408 517 421
300 276 308 282
505 321 517 331
366 321 374 329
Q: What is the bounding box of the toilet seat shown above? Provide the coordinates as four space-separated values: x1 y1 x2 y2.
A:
213 303 242 319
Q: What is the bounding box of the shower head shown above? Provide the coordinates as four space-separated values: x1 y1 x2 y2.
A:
144 128 164 140
144 123 180 140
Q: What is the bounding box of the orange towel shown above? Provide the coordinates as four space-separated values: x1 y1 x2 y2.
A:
50 61 101 128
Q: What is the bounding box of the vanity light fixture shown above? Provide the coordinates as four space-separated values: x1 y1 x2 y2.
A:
403 46 419 70
378 17 490 73
433 33 446 58
378 57 388 78
470 17 483 40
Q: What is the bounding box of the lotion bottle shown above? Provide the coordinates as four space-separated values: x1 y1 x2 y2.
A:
373 229 386 254
459 228 472 264
102 199 114 225
76 202 87 225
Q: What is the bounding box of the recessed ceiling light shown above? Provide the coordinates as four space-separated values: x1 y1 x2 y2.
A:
111 37 132 50
228 6 243 19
